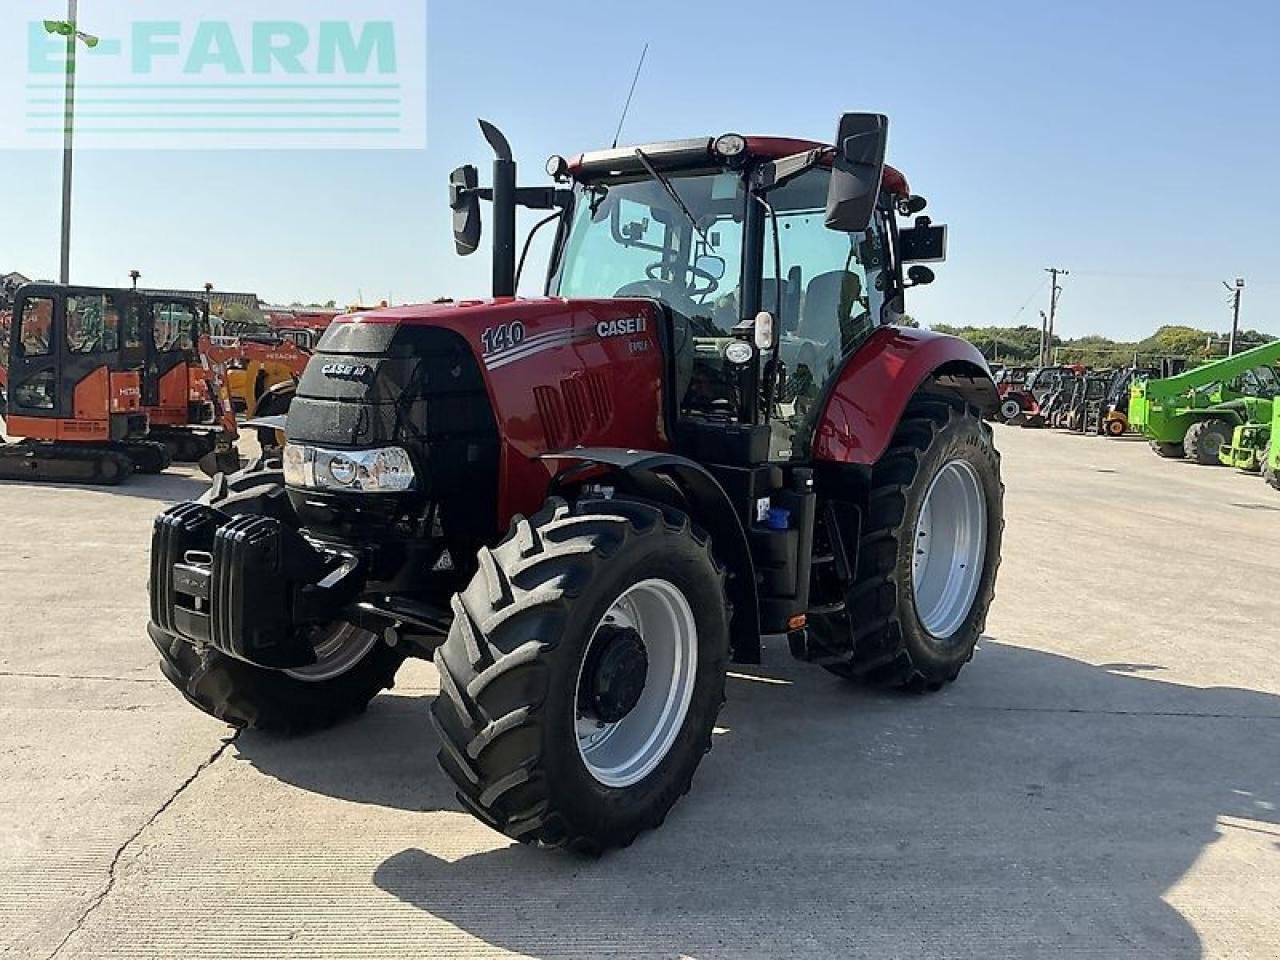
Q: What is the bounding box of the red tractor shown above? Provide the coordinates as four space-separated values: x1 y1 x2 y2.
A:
149 113 1004 852
994 365 1035 422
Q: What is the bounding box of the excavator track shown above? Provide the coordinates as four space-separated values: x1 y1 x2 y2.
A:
119 439 172 475
0 442 134 486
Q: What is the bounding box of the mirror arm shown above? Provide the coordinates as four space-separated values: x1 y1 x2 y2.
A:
514 187 573 211
751 147 830 193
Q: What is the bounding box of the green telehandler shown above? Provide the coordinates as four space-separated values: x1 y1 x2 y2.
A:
1218 397 1274 472
1128 339 1280 464
1263 402 1280 493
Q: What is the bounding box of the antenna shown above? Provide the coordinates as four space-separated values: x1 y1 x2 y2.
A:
611 43 649 149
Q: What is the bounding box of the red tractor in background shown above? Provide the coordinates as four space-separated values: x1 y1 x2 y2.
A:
995 365 1034 421
149 113 1004 853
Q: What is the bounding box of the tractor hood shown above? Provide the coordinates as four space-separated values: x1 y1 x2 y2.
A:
286 296 669 529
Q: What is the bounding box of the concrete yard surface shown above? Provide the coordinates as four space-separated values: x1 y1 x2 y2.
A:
1 426 1278 959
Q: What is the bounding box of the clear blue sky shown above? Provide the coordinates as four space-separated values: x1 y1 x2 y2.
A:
3 0 1278 341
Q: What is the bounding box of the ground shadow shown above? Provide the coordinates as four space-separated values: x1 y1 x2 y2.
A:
243 639 1280 960
236 688 449 811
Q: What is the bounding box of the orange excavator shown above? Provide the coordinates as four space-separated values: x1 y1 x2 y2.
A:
1 283 170 482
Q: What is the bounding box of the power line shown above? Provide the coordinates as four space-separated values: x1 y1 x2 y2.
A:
1009 276 1047 323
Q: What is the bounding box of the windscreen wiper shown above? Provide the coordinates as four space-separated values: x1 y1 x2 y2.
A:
633 148 712 249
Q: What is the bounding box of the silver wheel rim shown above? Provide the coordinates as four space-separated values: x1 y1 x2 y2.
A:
575 578 698 788
283 622 378 682
1001 400 1021 419
912 459 988 640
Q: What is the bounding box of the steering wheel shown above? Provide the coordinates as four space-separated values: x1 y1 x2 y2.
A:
614 279 702 319
643 260 721 300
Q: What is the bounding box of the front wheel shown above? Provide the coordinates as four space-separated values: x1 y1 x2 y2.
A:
431 498 729 854
1184 417 1232 465
1263 442 1279 493
815 396 1004 691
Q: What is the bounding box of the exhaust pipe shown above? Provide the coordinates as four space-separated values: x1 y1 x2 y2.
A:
479 120 517 298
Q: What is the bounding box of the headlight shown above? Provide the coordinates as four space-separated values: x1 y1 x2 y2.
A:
282 443 417 493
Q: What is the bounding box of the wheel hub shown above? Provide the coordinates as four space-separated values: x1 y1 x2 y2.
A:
574 579 698 788
912 458 988 640
580 625 649 723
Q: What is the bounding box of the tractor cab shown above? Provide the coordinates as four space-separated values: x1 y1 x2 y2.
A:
453 122 949 467
548 144 916 461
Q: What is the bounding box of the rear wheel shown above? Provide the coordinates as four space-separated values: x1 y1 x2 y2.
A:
813 396 1004 692
431 498 729 853
1150 440 1185 459
1105 416 1127 437
999 399 1022 422
150 465 404 732
1184 417 1232 465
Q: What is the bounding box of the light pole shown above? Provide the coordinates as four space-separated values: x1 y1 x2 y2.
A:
1222 278 1244 356
44 3 98 284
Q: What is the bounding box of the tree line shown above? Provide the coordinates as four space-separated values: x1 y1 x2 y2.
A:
927 323 1277 367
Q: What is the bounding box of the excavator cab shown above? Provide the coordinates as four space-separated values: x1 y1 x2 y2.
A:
0 284 167 483
139 294 234 464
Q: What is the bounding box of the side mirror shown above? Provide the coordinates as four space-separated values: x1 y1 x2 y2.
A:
824 113 888 233
449 164 481 256
695 255 726 280
904 265 935 288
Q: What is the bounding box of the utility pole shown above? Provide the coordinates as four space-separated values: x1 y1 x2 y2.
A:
1038 311 1048 368
1043 267 1068 367
1223 278 1244 356
45 2 99 284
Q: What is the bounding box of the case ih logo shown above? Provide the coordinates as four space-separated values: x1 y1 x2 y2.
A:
596 317 646 339
321 362 371 382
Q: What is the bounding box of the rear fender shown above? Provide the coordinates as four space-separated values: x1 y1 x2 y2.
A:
812 326 997 465
542 447 761 664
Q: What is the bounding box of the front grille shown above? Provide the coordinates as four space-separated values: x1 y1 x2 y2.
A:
287 322 500 541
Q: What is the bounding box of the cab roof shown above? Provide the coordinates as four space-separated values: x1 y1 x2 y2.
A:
569 135 909 197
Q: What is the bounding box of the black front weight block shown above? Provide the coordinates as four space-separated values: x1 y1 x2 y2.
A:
150 503 364 669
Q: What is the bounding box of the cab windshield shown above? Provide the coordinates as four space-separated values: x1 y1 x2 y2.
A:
553 171 745 338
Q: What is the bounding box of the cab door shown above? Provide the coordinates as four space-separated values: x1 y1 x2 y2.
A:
144 298 201 416
6 286 62 423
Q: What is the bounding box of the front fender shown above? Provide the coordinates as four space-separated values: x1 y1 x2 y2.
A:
812 326 996 466
541 447 761 664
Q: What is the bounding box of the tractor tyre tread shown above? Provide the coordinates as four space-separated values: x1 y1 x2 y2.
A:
431 497 728 855
812 395 1004 693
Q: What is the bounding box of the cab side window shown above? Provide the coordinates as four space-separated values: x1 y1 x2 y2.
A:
66 295 119 354
19 297 54 358
153 303 196 352
122 301 144 350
